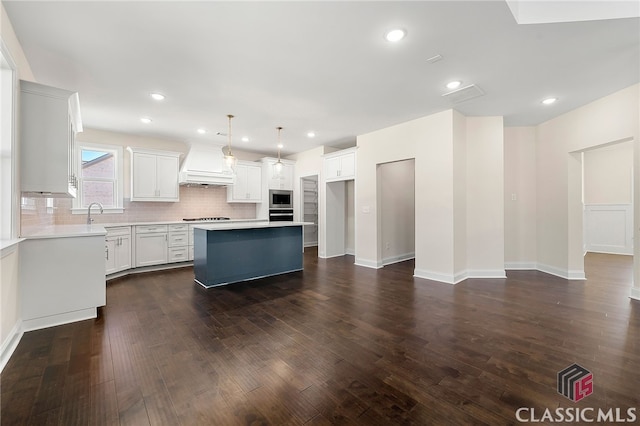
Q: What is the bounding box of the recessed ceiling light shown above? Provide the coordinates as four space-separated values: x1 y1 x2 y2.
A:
197 128 207 134
385 29 406 42
446 81 462 90
542 97 557 105
307 131 315 138
241 136 249 142
277 143 284 149
140 117 152 124
150 93 165 101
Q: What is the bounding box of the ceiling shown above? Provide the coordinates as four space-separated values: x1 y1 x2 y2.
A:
3 1 639 156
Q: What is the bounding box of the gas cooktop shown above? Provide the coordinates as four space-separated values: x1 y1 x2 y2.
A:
182 217 230 222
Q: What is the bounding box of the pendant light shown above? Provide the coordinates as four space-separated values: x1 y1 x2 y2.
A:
273 126 284 177
224 114 237 171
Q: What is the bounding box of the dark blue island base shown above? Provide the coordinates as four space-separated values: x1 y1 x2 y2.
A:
193 223 304 288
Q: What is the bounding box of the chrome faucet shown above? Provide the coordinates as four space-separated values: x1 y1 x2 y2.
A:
87 202 104 225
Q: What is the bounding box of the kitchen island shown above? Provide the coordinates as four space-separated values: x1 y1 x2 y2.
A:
193 221 309 288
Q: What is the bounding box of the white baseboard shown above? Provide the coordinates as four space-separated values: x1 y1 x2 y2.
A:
321 253 349 259
586 249 633 256
466 269 507 279
22 308 97 333
413 268 457 285
382 252 415 266
355 258 383 269
346 248 355 256
505 262 537 270
630 287 640 301
536 263 586 280
0 320 23 373
414 268 506 285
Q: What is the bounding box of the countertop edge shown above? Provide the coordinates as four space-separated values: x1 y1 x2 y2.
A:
1 238 26 254
21 225 108 240
193 221 313 230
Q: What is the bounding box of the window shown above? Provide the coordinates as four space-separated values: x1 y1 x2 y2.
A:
1 47 17 241
72 143 124 213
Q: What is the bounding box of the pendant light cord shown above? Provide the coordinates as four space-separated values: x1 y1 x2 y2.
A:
227 114 234 157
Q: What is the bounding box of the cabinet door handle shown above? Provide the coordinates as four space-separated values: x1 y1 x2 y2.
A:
105 246 109 260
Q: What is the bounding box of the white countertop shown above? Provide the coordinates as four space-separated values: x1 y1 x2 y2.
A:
21 225 107 240
193 221 313 231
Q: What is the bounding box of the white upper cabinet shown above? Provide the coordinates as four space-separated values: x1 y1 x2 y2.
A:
20 80 82 197
227 161 262 203
128 147 180 202
324 148 356 182
261 158 295 191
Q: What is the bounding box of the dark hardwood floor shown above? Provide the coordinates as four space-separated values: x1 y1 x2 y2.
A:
2 249 639 425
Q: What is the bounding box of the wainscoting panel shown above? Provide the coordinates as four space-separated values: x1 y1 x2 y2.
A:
584 204 633 255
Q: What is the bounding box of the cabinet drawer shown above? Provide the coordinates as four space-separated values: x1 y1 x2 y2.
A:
168 231 188 247
105 226 131 237
136 225 168 234
168 246 189 263
169 224 189 232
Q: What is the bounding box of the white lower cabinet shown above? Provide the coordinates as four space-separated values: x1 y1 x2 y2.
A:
105 226 131 275
105 222 201 276
168 224 190 263
135 225 168 267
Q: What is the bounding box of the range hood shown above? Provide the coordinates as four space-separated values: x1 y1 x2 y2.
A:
179 142 235 186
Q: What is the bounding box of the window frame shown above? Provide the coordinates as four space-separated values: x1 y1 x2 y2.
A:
71 142 124 214
1 41 19 243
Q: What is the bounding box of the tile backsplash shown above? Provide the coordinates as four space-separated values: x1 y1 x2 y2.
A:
20 185 257 235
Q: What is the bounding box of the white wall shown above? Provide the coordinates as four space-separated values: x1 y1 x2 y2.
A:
452 111 467 278
504 127 537 267
356 109 505 283
1 4 34 82
356 110 448 271
1 3 35 371
465 116 505 277
584 141 633 204
378 159 415 265
1 246 21 371
536 84 639 282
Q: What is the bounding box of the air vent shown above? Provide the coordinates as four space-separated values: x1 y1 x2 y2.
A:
442 84 485 104
426 54 443 64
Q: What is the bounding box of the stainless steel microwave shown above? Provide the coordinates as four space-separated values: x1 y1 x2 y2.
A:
269 189 293 209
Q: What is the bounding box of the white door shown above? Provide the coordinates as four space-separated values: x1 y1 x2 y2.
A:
156 155 179 199
246 165 262 200
135 233 168 267
132 153 157 198
105 238 116 274
115 234 132 271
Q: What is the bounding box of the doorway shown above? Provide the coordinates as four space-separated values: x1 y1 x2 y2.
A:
582 141 634 257
324 179 355 258
377 159 415 265
569 138 635 282
301 175 318 247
